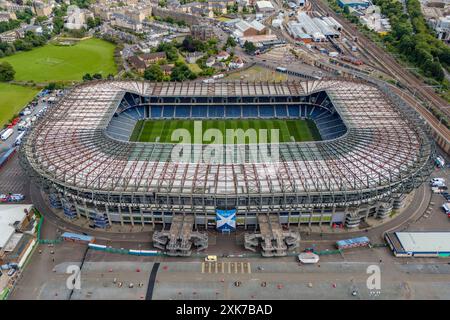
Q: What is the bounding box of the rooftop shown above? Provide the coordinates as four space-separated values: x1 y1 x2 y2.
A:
395 232 450 253
0 204 32 249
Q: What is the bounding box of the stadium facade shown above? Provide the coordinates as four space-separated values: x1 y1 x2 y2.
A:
20 80 435 230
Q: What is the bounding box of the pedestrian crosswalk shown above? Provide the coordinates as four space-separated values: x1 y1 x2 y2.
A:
201 261 251 274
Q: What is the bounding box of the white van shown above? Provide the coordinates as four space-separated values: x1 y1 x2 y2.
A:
443 203 450 215
432 187 442 194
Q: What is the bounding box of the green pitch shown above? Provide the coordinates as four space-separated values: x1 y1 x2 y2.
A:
130 119 321 143
0 38 116 82
0 83 39 127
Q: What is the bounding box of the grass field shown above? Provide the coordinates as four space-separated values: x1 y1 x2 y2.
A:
0 83 39 126
130 119 321 143
0 38 116 82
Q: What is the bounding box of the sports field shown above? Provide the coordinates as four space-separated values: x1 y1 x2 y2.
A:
0 83 39 126
130 119 321 143
0 38 116 82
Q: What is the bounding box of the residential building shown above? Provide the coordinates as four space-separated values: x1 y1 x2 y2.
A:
111 13 143 32
0 30 20 43
229 56 244 69
0 11 16 22
161 64 173 75
359 5 391 34
216 50 230 61
191 24 215 40
64 5 94 30
128 55 147 73
33 0 53 17
435 15 450 41
140 51 167 64
205 56 215 67
185 51 204 63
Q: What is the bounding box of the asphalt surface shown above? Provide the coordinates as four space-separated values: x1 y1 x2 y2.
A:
145 262 160 300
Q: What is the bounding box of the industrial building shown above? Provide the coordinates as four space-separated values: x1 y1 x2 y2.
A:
255 0 275 12
337 0 370 8
386 232 450 257
0 205 36 266
20 79 435 240
234 19 267 38
289 13 341 42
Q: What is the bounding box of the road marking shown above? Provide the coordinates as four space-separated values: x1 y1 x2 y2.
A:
201 262 252 274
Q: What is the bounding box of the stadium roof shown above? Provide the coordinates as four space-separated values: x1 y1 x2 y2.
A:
22 80 432 199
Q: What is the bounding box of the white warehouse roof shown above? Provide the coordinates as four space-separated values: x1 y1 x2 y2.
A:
396 232 450 253
0 204 32 249
256 0 274 9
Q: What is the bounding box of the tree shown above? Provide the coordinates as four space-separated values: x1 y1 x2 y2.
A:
170 62 196 81
0 62 15 82
53 16 64 34
82 73 93 81
92 73 103 80
422 59 444 82
13 39 33 51
144 64 164 81
87 17 101 29
343 5 350 15
156 42 179 62
224 36 236 49
243 41 256 54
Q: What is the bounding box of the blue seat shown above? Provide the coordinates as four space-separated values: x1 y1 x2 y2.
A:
191 105 208 118
123 108 139 120
136 106 144 118
151 106 162 118
124 94 137 108
259 106 274 117
163 106 175 118
175 105 191 118
226 105 242 118
275 105 288 117
288 106 300 117
209 106 224 118
242 106 258 118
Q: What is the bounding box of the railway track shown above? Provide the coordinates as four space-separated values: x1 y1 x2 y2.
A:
312 0 450 119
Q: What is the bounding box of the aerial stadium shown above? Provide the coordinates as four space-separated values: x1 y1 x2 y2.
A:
20 79 435 255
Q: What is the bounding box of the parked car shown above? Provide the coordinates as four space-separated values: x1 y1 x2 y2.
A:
0 194 24 202
8 194 24 202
